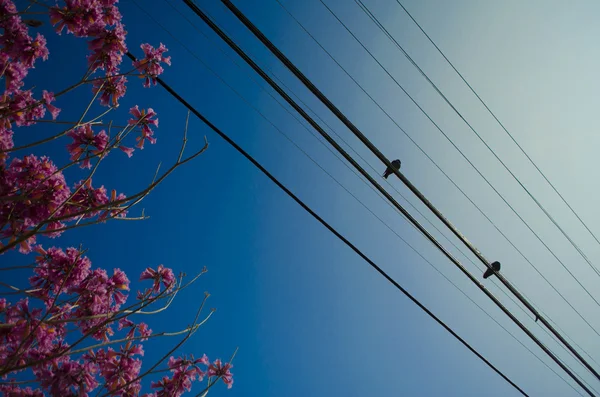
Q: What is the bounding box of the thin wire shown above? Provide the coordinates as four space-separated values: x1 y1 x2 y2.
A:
153 1 555 352
273 63 549 330
217 1 600 387
182 2 600 392
275 0 600 341
536 323 600 396
157 0 448 244
123 48 532 397
354 0 600 304
134 6 559 382
394 0 600 260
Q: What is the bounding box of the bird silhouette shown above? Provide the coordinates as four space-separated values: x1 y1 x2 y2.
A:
483 261 501 279
383 159 401 179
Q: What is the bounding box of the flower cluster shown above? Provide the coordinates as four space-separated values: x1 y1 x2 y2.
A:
139 264 176 298
133 43 171 88
150 355 234 396
0 155 128 253
0 0 230 395
0 262 232 396
0 0 57 166
128 105 158 149
67 124 109 169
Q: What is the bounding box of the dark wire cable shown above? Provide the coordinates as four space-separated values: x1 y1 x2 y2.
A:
180 2 597 393
393 0 600 257
275 0 600 341
215 0 600 387
354 0 600 298
151 6 593 390
123 50 530 397
132 7 574 390
273 0 600 383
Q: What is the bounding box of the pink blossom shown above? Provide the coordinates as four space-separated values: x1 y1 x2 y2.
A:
151 356 206 397
101 4 122 26
87 22 127 73
0 385 44 396
38 357 99 396
49 1 104 36
118 145 134 158
139 265 175 295
208 359 234 389
71 266 129 339
133 43 171 87
128 105 158 149
66 124 109 169
0 53 28 92
0 89 46 128
92 75 127 107
0 126 14 165
89 344 143 395
30 247 92 304
118 318 152 341
1 155 71 251
42 90 60 120
20 33 49 68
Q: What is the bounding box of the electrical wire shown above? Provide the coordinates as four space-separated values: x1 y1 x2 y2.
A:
273 0 600 340
181 2 599 393
215 0 600 387
393 0 600 262
354 0 600 306
122 48 532 397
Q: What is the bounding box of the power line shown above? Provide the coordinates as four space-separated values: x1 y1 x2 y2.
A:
393 0 600 260
216 0 600 388
273 0 600 341
180 2 598 393
132 6 573 390
353 0 600 298
123 50 531 397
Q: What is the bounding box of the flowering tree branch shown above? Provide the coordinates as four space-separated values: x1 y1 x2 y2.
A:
0 0 236 395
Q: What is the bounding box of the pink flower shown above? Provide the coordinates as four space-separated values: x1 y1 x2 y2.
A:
67 179 109 219
101 4 122 26
87 22 127 73
128 105 158 149
151 356 206 397
133 43 171 87
42 90 60 120
1 89 47 128
0 53 28 92
139 265 175 295
30 247 92 304
89 345 143 395
0 127 14 165
118 145 134 158
198 354 209 366
1 155 71 250
118 318 152 340
0 385 44 396
208 359 234 389
20 33 49 68
49 1 104 36
66 124 109 169
92 75 126 107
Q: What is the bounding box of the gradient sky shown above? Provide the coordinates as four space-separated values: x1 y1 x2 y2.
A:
6 0 600 395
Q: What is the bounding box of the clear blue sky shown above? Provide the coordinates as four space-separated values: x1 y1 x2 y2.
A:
7 0 600 395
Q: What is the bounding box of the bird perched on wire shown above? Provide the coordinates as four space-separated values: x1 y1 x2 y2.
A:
483 261 501 279
383 159 401 179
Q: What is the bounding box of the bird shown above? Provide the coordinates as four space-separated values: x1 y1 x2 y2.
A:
483 261 501 279
383 159 401 179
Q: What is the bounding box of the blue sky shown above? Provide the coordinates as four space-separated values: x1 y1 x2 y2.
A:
6 0 600 395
